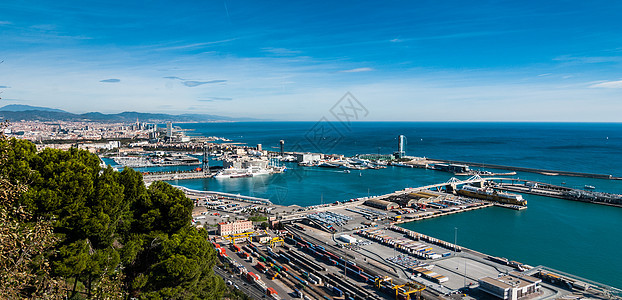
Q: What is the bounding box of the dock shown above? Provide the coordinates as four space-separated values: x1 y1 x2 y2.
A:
430 158 621 180
142 170 212 183
494 179 622 208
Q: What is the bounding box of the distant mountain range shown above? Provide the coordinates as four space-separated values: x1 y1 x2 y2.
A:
0 104 254 122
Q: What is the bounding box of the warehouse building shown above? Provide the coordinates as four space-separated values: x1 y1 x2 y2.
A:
478 272 542 300
338 235 357 244
364 199 399 210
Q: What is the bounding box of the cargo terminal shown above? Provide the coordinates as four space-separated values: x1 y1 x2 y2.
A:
184 177 620 300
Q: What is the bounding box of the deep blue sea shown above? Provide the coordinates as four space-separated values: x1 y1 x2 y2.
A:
108 122 622 288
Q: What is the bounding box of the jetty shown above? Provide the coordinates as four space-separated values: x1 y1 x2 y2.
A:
143 170 212 183
430 158 621 180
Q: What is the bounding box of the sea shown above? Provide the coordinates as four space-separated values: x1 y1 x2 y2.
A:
106 122 622 288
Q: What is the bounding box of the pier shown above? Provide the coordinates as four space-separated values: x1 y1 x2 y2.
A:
493 179 622 207
142 170 212 183
175 186 272 205
430 158 621 180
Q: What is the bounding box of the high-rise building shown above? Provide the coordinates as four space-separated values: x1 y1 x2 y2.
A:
279 140 284 156
397 135 406 158
166 121 172 138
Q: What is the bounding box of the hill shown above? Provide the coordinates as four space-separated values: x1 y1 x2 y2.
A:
0 104 67 113
0 105 254 122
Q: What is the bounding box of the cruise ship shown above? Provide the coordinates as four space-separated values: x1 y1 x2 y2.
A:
214 168 252 179
457 185 527 206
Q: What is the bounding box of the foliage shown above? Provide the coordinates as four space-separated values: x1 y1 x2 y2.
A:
248 212 267 222
0 133 225 299
259 222 269 230
0 131 60 298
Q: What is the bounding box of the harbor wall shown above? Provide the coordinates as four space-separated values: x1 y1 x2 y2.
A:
432 158 620 180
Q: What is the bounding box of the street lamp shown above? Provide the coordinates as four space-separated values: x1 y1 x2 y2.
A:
454 227 458 256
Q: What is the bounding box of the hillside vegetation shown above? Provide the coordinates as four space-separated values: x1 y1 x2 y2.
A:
0 134 225 299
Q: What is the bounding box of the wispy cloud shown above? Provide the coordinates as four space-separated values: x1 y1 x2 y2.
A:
183 80 227 87
164 76 227 87
262 47 302 56
0 21 11 26
30 24 57 31
156 39 237 51
100 78 120 83
390 38 403 43
554 55 622 64
0 85 10 88
198 97 233 102
590 80 622 88
340 67 373 73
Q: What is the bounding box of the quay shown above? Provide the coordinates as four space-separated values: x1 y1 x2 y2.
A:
176 185 272 205
142 170 212 183
187 176 620 299
492 179 622 208
430 158 621 180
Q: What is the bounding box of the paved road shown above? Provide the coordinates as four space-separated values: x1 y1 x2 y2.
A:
214 266 267 299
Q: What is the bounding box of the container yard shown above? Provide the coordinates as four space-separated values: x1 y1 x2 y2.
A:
197 179 620 300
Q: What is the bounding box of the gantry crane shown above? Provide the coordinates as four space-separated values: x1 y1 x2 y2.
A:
223 231 255 244
394 281 426 300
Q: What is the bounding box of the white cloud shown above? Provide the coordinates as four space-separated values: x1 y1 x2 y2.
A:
340 67 373 73
262 47 302 56
155 39 237 51
590 80 622 88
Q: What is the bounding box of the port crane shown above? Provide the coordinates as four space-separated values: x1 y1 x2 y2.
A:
222 231 255 244
268 237 285 247
393 281 426 300
375 276 393 289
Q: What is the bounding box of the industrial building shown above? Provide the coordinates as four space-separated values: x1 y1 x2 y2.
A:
478 272 542 300
364 199 399 210
338 234 357 244
218 220 253 236
434 163 470 174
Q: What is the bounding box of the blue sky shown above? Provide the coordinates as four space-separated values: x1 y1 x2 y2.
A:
1 0 622 121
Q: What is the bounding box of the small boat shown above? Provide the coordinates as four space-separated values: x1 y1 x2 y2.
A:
584 185 596 190
343 170 350 174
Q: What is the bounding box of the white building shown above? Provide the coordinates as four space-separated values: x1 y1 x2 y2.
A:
338 235 357 244
478 272 542 300
295 152 322 163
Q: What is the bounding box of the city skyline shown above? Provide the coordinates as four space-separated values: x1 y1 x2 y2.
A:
1 0 622 121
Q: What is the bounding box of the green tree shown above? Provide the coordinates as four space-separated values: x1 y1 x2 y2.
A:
0 130 60 298
2 134 226 299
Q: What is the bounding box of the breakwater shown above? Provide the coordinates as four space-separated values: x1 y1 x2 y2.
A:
432 158 621 180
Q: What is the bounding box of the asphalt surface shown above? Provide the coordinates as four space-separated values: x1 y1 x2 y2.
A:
214 266 268 299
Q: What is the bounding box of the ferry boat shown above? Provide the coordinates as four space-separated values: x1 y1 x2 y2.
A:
317 161 339 168
391 162 414 168
457 185 527 206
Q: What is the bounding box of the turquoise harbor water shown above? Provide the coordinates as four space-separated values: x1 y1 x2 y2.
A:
109 122 622 288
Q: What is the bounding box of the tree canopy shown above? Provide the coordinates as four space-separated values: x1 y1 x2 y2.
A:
0 135 225 299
